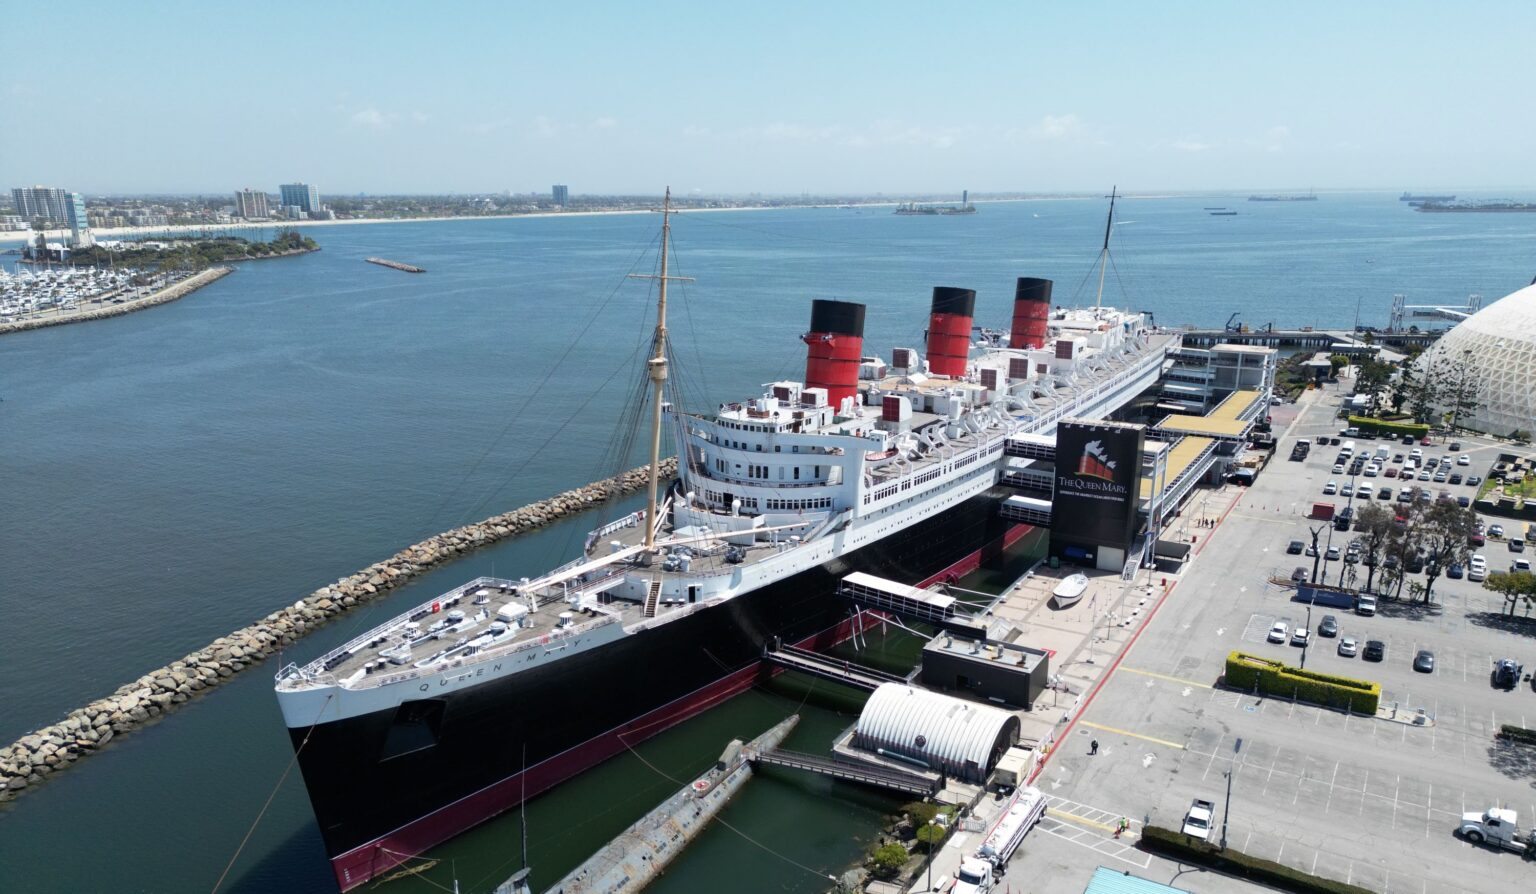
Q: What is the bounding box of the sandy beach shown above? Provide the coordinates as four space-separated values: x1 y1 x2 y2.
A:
0 202 857 246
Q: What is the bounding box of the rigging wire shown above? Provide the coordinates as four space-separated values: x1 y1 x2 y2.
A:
427 228 663 531
210 694 334 894
613 732 836 883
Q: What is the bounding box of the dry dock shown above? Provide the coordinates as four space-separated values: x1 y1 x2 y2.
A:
365 257 425 273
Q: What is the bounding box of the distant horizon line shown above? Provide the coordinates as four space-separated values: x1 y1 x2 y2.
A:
12 185 1536 201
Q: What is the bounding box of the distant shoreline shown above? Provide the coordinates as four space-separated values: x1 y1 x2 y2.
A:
0 197 1092 246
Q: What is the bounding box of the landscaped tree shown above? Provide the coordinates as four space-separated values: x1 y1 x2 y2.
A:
1389 362 1418 415
1418 499 1478 603
1353 503 1394 592
1353 357 1394 410
1484 571 1536 617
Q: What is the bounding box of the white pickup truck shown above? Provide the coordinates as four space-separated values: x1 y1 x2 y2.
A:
1182 798 1216 841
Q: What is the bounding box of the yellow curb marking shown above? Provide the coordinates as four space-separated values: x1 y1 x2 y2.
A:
1079 720 1186 750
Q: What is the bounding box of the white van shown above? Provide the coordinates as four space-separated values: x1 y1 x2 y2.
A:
1358 482 1374 498
1340 441 1357 458
1374 445 1390 461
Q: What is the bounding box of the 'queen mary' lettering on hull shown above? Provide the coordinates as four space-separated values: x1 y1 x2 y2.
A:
275 191 1180 891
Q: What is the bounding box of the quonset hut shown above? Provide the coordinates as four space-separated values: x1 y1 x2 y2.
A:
853 683 1021 783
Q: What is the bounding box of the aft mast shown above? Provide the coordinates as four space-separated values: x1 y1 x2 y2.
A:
629 188 693 550
1094 186 1117 310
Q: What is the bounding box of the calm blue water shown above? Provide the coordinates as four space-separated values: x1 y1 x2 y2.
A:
1 195 1534 892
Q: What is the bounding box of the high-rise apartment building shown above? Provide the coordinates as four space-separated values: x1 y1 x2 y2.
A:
11 186 72 224
279 183 321 214
552 184 569 206
235 189 271 219
66 192 93 247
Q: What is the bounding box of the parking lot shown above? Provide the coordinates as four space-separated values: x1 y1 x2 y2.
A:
1011 376 1536 894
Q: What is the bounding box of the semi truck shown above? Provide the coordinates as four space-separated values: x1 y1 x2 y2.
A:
1458 807 1536 856
952 787 1048 893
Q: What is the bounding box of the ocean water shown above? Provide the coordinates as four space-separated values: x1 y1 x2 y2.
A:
1 195 1534 892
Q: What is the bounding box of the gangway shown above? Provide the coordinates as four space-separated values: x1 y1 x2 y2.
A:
749 748 941 797
838 572 990 637
763 642 911 692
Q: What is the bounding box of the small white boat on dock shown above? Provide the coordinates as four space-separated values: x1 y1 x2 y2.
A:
1051 574 1089 608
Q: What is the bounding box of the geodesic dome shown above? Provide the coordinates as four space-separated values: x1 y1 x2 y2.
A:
1417 282 1536 437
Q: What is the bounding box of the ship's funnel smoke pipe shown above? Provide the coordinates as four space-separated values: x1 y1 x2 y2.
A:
1009 277 1053 350
925 286 976 378
803 299 866 410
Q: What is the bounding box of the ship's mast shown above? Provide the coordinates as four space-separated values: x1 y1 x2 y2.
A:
628 188 693 550
1094 185 1117 310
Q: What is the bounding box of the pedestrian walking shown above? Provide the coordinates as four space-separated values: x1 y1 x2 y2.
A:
1090 739 1099 755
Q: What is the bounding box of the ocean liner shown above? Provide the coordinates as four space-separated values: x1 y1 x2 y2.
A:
275 191 1179 891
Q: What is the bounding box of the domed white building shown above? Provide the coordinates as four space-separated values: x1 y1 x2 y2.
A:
1417 282 1536 437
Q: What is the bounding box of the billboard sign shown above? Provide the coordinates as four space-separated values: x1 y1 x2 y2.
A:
1052 419 1145 550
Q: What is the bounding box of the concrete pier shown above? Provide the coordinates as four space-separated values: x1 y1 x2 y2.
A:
0 457 678 802
365 257 425 273
540 715 799 894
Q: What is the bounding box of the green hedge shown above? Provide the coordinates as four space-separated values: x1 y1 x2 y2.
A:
1140 826 1375 894
1225 651 1380 714
1348 415 1429 438
1499 724 1536 745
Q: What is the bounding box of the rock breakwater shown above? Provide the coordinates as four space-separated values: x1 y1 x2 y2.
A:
0 458 677 802
0 266 234 336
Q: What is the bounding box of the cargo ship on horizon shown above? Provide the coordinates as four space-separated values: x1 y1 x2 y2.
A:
274 190 1177 891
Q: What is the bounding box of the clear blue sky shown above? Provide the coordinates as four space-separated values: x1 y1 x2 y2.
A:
6 1 1532 195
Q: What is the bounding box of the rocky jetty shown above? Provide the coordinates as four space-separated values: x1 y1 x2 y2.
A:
0 458 677 802
0 266 234 336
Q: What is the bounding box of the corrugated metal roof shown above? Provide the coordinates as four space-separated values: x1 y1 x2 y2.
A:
853 683 1017 781
1084 866 1190 894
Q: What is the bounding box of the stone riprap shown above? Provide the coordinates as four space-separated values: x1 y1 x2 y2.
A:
0 458 677 801
0 265 234 335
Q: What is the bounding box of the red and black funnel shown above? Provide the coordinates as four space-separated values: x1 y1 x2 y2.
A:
1009 277 1052 350
803 299 866 409
926 286 975 377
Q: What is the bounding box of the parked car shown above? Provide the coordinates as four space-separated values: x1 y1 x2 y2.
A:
1364 640 1386 661
1323 481 1338 495
1287 540 1304 554
1393 453 1405 463
1292 628 1310 647
1306 544 1319 557
1333 464 1346 474
1448 563 1465 579
1326 546 1341 560
1512 538 1527 553
1469 475 1483 486
1384 467 1400 478
1379 487 1393 500
1413 650 1435 673
1292 566 1309 582
1458 454 1472 465
1493 659 1523 689
1449 441 1463 451
1449 473 1463 485
1268 621 1289 644
1512 558 1532 573
1338 636 1359 657
1491 524 1506 539
1319 615 1339 637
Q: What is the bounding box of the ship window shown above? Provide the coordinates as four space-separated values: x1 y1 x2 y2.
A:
775 446 781 453
380 698 448 761
794 467 800 480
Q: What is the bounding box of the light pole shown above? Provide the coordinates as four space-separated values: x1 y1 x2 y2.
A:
1221 737 1243 851
1300 601 1313 669
925 819 938 893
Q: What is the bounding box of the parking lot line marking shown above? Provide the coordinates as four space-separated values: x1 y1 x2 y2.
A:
1079 721 1185 750
1046 808 1119 833
1116 666 1212 689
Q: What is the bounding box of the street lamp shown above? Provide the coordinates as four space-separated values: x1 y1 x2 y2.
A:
1300 600 1313 669
925 818 939 893
1221 737 1243 851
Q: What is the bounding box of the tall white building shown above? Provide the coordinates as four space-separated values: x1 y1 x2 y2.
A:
552 184 569 206
235 189 271 219
11 186 72 224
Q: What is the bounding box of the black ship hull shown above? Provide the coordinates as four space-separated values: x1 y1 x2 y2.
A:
293 485 1024 890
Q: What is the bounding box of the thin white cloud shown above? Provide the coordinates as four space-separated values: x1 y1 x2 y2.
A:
350 108 395 129
591 116 617 130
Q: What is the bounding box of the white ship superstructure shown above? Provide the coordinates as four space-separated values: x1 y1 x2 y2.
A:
277 292 1175 725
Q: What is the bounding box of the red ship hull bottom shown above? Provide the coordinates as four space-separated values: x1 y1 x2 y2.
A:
329 525 1027 891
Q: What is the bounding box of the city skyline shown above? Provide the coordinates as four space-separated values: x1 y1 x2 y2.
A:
4 2 1534 195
